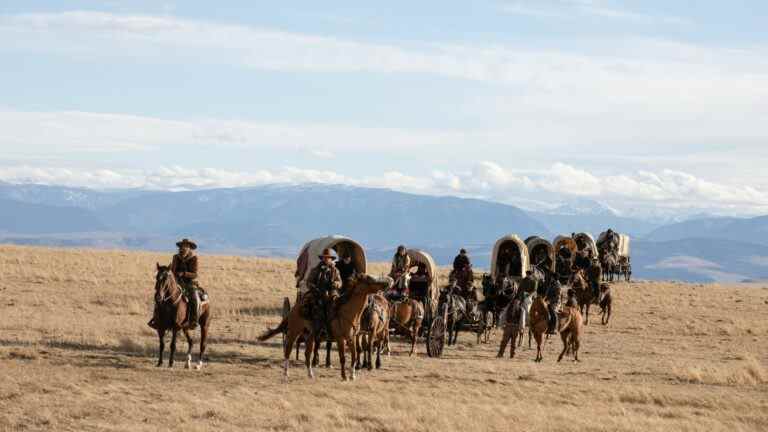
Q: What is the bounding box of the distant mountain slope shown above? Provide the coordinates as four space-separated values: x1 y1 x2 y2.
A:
0 198 105 234
645 216 768 245
97 184 550 251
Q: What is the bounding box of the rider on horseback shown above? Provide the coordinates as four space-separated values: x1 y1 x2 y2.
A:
388 245 411 301
545 276 562 335
306 248 343 337
588 256 602 299
148 238 202 330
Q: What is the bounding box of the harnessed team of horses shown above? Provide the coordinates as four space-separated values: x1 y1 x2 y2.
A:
151 232 625 381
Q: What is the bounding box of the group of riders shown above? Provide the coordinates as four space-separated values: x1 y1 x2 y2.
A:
149 237 607 340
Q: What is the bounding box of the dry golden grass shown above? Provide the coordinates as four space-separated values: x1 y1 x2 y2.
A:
1 244 767 431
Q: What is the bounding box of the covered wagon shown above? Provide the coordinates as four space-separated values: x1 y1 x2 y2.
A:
490 235 530 283
294 235 367 297
597 230 632 281
525 236 556 273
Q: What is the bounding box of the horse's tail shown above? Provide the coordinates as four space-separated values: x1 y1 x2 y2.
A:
258 317 288 342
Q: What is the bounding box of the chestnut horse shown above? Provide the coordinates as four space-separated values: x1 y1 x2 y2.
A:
153 264 211 369
529 295 549 362
259 274 392 381
389 298 424 356
557 306 584 362
356 293 390 370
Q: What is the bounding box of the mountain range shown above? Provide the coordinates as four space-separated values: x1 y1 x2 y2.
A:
0 182 766 283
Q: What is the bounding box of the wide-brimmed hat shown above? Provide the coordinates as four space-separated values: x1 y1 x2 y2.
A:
176 238 197 250
318 248 336 260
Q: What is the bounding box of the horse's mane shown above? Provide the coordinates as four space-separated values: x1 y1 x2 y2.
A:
156 266 180 299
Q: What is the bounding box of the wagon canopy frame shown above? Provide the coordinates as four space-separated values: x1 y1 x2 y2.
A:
573 232 598 255
295 235 367 294
490 234 529 283
525 236 556 272
597 231 631 258
406 248 440 309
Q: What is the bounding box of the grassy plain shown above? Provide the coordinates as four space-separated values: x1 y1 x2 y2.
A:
1 245 767 431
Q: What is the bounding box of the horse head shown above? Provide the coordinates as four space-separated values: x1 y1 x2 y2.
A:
348 274 393 296
154 263 178 303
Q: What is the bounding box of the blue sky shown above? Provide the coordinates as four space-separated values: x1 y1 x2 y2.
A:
0 1 766 217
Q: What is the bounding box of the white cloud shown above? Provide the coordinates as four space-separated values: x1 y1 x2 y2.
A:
1 162 766 217
501 1 691 25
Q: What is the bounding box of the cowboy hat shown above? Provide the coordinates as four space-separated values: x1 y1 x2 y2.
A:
176 238 198 250
318 248 337 260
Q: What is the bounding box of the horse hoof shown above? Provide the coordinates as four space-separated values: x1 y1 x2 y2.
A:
195 363 203 370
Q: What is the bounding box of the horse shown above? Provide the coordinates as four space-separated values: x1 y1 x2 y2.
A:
389 298 424 356
529 295 549 362
599 250 618 282
356 294 389 370
599 284 612 325
570 269 594 325
258 274 392 381
153 264 211 369
441 283 483 346
557 306 584 362
497 299 523 358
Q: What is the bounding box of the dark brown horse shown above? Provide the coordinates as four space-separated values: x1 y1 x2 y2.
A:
153 264 211 369
570 269 594 325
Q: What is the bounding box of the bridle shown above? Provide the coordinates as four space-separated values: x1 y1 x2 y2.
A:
155 270 182 305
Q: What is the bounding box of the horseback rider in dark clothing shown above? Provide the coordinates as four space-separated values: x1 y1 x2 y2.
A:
518 270 538 300
148 238 202 329
588 257 602 299
306 248 342 336
453 248 471 273
335 253 357 291
545 277 562 335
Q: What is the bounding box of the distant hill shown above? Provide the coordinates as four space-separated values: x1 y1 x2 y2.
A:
0 198 105 234
645 216 768 246
0 183 767 283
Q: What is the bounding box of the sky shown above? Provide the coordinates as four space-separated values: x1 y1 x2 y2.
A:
0 1 766 218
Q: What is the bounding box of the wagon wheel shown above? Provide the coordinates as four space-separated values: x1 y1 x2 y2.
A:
426 306 447 358
281 297 291 350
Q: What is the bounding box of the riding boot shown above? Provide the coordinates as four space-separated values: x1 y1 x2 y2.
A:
188 290 199 329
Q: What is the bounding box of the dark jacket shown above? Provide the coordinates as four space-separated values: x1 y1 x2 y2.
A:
453 254 470 272
170 252 198 286
336 260 357 282
307 262 342 295
519 275 538 295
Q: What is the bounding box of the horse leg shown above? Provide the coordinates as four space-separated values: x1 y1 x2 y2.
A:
355 335 363 370
409 323 417 357
311 335 320 368
375 339 382 369
527 327 532 349
283 327 302 383
304 334 316 379
557 332 569 362
496 325 509 358
585 304 590 325
183 329 193 369
295 334 301 361
573 337 580 362
349 337 358 381
168 328 178 368
509 326 518 358
534 332 543 362
325 340 332 368
197 315 208 370
156 329 166 367
337 337 348 381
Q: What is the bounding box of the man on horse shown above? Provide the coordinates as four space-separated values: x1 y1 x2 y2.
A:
336 253 357 291
588 256 602 299
149 238 202 329
518 270 538 299
388 245 412 300
452 248 474 292
306 248 343 336
544 276 562 335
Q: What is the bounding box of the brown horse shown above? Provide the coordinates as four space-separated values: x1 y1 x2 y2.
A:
356 294 389 370
557 306 583 362
259 274 392 381
389 298 424 356
529 296 549 362
153 264 211 369
599 284 612 325
570 269 594 325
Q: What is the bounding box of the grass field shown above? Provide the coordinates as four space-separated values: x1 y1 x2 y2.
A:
1 244 767 431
